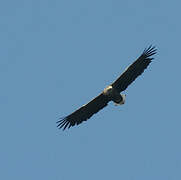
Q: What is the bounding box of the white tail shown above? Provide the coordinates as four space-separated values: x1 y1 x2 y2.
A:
114 94 126 106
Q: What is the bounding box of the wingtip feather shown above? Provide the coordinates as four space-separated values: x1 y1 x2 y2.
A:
56 117 71 130
143 45 157 58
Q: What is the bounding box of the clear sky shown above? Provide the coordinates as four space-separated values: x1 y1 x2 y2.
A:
1 0 181 179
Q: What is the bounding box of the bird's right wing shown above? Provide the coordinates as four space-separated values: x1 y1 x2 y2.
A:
57 93 110 130
111 45 157 93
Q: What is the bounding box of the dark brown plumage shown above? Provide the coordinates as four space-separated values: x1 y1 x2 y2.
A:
111 46 156 92
57 45 157 130
57 93 109 130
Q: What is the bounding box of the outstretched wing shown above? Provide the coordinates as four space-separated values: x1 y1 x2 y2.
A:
57 93 110 130
111 45 157 93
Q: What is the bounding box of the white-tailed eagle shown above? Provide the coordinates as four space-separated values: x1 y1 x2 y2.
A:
57 46 157 130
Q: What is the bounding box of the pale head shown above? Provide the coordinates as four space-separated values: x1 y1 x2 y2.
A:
103 85 113 95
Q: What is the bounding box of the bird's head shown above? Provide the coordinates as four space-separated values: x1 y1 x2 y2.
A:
103 85 113 95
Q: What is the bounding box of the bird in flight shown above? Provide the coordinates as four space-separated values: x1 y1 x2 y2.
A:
57 45 157 130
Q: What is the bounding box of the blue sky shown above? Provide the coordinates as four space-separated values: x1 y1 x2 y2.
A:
1 0 181 179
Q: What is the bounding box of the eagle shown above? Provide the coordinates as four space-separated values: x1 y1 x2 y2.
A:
57 45 157 130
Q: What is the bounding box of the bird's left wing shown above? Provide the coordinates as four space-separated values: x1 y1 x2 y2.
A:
57 93 110 130
111 45 157 93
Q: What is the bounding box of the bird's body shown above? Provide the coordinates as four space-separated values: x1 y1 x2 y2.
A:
103 85 125 104
57 46 157 130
